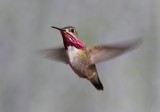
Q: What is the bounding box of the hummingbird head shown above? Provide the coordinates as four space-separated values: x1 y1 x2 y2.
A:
51 26 85 50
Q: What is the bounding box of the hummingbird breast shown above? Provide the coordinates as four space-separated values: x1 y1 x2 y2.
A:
67 46 95 78
66 46 103 90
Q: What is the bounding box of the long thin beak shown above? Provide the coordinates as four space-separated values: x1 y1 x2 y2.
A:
51 26 65 31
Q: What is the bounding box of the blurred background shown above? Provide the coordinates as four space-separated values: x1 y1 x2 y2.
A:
0 0 159 112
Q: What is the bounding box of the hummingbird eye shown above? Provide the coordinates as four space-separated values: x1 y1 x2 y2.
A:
70 28 75 33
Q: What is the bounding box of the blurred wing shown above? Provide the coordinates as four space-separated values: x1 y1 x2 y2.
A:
39 47 68 64
88 39 142 64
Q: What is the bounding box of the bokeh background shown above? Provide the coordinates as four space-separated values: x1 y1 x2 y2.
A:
0 0 159 112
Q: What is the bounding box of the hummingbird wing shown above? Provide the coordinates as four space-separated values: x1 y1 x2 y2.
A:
39 47 68 64
88 39 142 64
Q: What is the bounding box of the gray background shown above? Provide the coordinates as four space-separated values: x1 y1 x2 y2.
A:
0 0 159 112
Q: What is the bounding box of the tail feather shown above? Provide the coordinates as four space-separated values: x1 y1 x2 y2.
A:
90 76 103 91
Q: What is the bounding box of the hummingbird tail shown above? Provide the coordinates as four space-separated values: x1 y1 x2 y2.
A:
90 76 103 91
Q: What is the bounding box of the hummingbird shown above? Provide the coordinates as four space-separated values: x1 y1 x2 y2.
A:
41 26 141 91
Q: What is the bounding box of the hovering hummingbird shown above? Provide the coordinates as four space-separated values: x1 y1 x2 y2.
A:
41 26 141 91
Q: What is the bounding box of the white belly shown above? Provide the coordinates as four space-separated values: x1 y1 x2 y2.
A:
67 46 80 63
66 46 88 78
